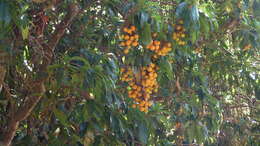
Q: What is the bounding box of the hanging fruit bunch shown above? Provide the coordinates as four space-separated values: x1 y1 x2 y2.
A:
119 24 173 113
120 63 158 112
172 20 186 46
146 40 172 59
145 33 172 59
119 25 139 54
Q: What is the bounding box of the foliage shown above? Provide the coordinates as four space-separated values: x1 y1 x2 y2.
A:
0 0 259 145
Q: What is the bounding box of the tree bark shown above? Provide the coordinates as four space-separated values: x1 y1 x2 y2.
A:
0 3 80 146
0 66 6 93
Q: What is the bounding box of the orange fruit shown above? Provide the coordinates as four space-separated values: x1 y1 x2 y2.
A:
130 26 136 31
132 41 138 47
150 45 155 51
124 49 129 54
120 42 126 46
154 40 160 46
123 27 128 33
124 35 130 40
126 40 131 46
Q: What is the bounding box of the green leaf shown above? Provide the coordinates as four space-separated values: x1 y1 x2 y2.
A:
72 134 83 144
186 122 194 143
140 11 149 28
176 2 187 18
138 122 148 144
137 0 145 8
21 26 29 40
0 1 11 27
159 59 173 80
195 124 204 144
200 16 210 36
191 31 197 43
53 108 70 127
68 56 91 69
140 22 152 45
253 0 260 18
190 5 199 22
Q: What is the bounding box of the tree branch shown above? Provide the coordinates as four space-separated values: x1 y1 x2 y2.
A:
0 66 6 93
0 3 80 146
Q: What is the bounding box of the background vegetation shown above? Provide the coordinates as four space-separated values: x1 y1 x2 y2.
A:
0 0 259 145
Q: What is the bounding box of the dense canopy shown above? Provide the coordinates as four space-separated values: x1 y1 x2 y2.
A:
0 0 259 145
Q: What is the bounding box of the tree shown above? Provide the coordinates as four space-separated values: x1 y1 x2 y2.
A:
0 0 259 145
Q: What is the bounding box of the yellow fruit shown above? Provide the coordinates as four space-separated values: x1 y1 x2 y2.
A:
130 36 135 41
150 45 156 51
130 26 136 31
127 30 132 34
133 85 138 89
124 49 129 54
155 46 160 50
121 63 159 113
144 94 150 99
154 40 160 46
120 42 125 46
148 67 154 72
140 107 145 112
140 101 145 106
123 27 128 33
132 41 138 47
120 35 125 39
124 35 130 40
126 40 131 46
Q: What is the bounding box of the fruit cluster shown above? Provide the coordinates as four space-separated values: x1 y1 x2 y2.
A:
120 67 134 82
119 25 139 54
172 20 186 46
120 63 158 112
119 24 174 113
146 40 172 58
